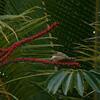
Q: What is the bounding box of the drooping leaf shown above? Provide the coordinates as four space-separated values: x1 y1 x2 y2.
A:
62 70 73 95
83 70 100 93
0 90 18 100
47 70 68 94
76 70 84 96
90 70 100 81
0 26 9 43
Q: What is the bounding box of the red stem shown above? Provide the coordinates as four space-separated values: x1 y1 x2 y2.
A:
0 48 8 52
15 57 80 67
0 22 80 69
0 22 59 62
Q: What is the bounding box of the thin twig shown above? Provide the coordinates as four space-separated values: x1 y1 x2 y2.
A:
0 73 53 87
83 90 95 98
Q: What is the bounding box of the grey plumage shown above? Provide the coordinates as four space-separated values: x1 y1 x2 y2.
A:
50 51 75 61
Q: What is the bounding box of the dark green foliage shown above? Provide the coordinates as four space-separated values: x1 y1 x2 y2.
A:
0 0 100 100
45 0 96 51
47 69 100 97
0 0 6 15
0 0 57 99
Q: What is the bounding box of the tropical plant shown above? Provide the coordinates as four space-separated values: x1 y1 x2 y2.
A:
0 0 61 100
0 0 100 100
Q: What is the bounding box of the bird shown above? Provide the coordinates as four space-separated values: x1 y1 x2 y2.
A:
50 51 76 70
50 51 75 62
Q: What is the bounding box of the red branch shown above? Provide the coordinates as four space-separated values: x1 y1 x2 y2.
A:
0 22 59 62
15 58 80 68
0 22 80 68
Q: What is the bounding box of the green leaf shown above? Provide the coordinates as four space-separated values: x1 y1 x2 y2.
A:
90 70 100 76
47 70 64 92
0 20 19 41
83 70 100 93
22 44 63 49
76 70 84 96
0 90 18 100
69 70 77 93
75 50 91 57
62 71 73 95
0 26 9 43
47 70 68 94
16 16 48 33
90 70 100 82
